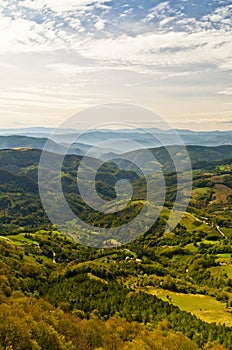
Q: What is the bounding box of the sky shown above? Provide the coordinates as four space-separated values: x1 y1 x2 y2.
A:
0 0 231 130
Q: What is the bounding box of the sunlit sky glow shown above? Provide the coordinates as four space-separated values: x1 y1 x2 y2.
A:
0 0 231 130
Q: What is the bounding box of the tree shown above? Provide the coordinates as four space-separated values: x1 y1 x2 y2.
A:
0 197 11 216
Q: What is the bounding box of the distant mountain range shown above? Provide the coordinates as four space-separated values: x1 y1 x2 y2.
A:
0 128 232 156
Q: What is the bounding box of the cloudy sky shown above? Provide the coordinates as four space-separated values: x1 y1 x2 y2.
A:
0 0 231 130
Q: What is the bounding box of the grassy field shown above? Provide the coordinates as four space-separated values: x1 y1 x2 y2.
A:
144 287 232 327
6 233 40 246
217 253 232 259
210 265 232 279
185 243 198 253
192 187 212 197
220 227 232 236
181 212 219 235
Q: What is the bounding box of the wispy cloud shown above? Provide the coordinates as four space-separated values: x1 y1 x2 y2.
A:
0 2 231 74
217 87 232 96
0 0 231 129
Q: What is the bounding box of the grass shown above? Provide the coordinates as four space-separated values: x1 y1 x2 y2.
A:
87 272 108 284
181 213 218 235
217 253 232 259
200 238 219 245
185 243 198 253
7 233 39 246
210 265 232 279
192 187 212 196
144 287 232 327
220 227 232 236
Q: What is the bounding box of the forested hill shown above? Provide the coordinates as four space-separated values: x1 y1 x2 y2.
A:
0 147 232 349
0 144 231 172
1 226 232 349
0 146 231 232
0 135 63 152
116 144 232 172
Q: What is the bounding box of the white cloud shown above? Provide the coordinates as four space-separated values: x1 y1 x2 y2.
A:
94 19 105 30
217 88 232 96
201 4 232 28
0 0 231 76
146 1 170 22
19 0 110 13
46 63 165 78
182 111 232 117
0 0 231 128
0 61 15 69
78 30 232 72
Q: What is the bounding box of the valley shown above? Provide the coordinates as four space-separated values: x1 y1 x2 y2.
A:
0 144 231 349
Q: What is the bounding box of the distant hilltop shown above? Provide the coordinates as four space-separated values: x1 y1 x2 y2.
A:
12 147 32 151
0 129 232 156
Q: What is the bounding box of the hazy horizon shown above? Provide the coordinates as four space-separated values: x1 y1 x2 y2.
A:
0 125 232 134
